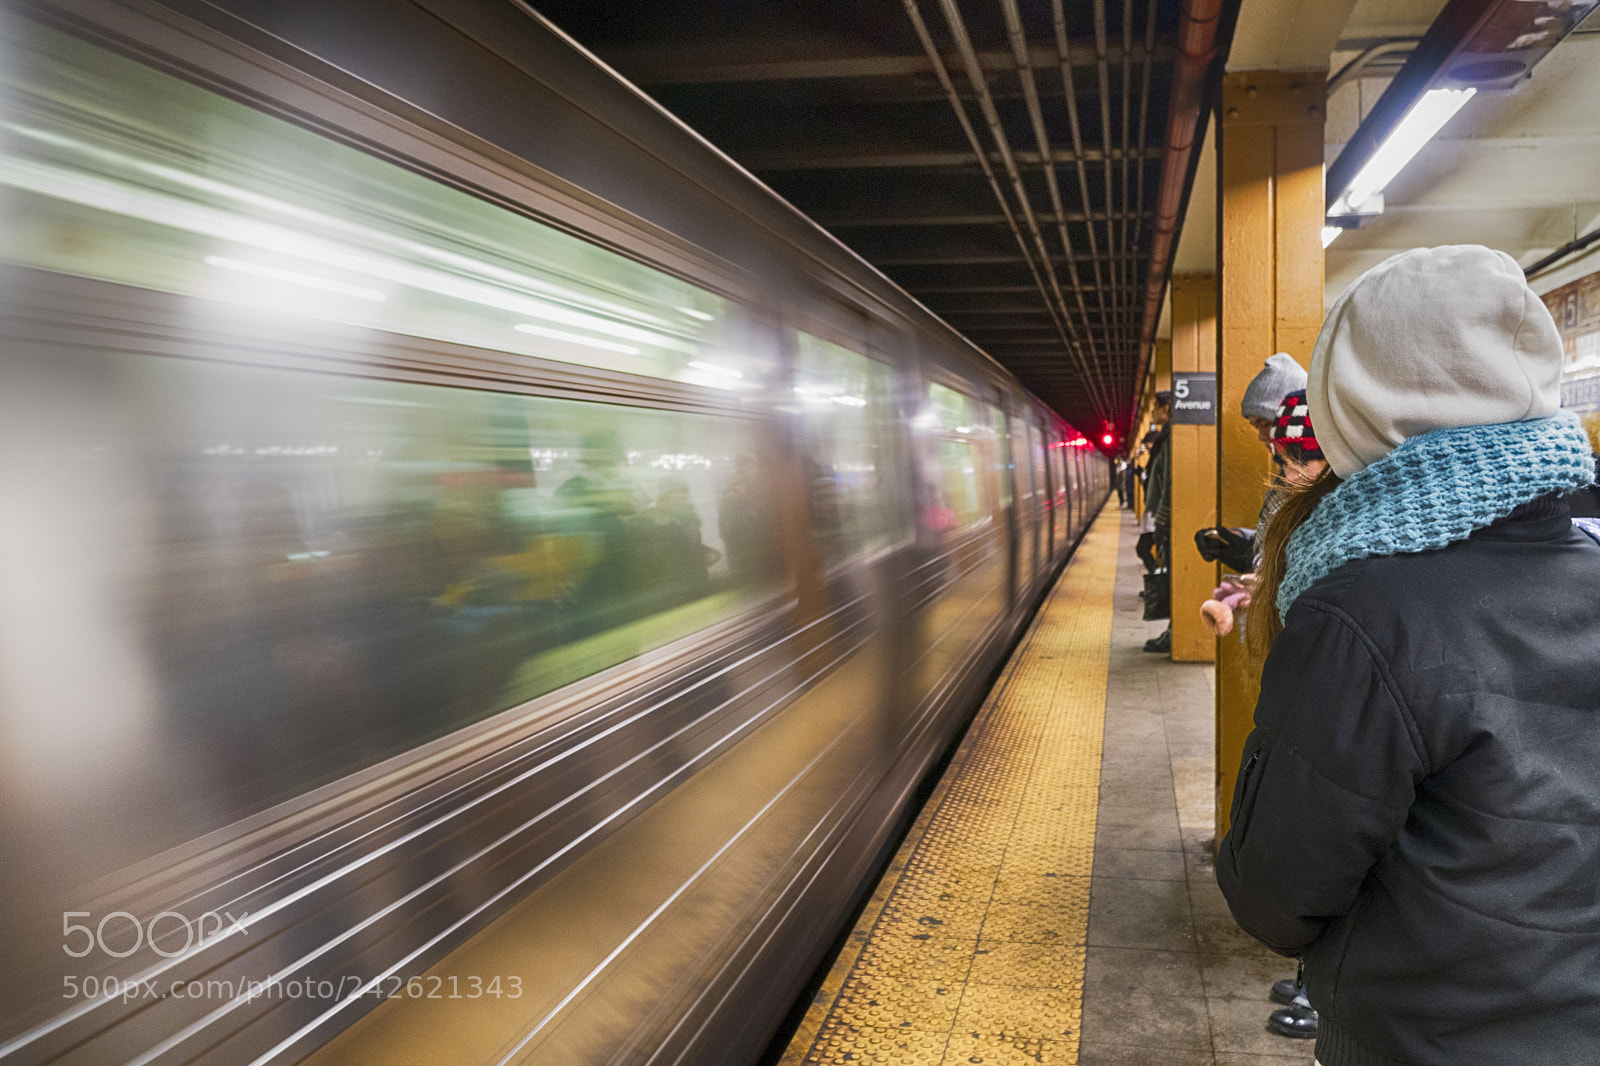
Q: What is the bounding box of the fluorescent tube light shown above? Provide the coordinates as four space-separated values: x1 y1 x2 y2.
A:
514 323 640 354
1341 88 1475 212
687 360 742 379
204 255 385 301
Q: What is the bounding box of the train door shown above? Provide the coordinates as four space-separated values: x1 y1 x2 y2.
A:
1050 428 1067 555
1039 422 1055 561
1028 418 1047 577
1056 428 1068 547
1010 406 1037 583
989 396 1017 609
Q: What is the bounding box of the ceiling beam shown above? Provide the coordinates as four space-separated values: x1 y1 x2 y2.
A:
745 146 1158 171
876 252 1143 265
818 210 1141 227
609 41 1175 85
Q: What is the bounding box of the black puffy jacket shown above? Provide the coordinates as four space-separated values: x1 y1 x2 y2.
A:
1218 496 1600 1066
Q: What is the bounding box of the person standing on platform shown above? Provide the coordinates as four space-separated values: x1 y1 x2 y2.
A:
1194 353 1309 574
1189 358 1312 1042
1141 391 1173 653
1217 245 1600 1066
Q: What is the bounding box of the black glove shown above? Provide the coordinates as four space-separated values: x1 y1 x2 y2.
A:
1194 527 1254 572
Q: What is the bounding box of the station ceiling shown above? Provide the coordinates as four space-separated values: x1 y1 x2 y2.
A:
529 0 1191 439
1322 18 1600 302
1169 0 1600 329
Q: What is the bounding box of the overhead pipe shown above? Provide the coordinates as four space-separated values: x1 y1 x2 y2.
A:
1049 0 1115 394
933 0 1117 418
1092 2 1120 356
1127 0 1158 401
1117 0 1135 357
1325 39 1418 99
1523 224 1600 280
900 0 1112 422
998 0 1116 412
1133 0 1225 425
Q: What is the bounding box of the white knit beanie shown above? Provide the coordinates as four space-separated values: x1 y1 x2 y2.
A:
1309 245 1565 478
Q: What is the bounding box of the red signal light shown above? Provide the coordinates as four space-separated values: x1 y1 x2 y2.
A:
1101 433 1113 446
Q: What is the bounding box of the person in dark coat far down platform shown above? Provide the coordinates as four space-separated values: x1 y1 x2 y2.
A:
1217 245 1600 1066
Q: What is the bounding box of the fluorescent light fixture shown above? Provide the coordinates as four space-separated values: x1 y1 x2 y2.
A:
204 255 385 301
516 297 669 346
4 122 673 328
514 323 640 355
1341 88 1475 212
687 360 742 379
678 307 714 321
0 144 700 349
833 395 868 408
1321 226 1344 249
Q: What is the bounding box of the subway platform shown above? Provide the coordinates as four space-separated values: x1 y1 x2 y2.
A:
781 508 1314 1065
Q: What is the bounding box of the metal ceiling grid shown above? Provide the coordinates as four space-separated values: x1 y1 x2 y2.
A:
531 0 1186 437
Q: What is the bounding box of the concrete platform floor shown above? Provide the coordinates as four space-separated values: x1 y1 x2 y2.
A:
1081 507 1314 1065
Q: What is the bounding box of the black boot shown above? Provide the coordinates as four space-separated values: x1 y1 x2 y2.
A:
1267 994 1318 1040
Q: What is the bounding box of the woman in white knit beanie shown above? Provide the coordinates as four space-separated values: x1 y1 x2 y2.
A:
1216 245 1600 1066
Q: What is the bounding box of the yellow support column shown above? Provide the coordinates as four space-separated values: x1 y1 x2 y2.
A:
1169 274 1218 663
1215 71 1324 835
1153 339 1172 394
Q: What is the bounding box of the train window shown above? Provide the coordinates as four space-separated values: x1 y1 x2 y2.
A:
793 332 900 560
0 25 766 389
923 383 989 531
1009 409 1034 508
0 343 775 861
988 403 1013 509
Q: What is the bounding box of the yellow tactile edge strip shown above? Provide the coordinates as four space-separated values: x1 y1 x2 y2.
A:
780 508 1119 1066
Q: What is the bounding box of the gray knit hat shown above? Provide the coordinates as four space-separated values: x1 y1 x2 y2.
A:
1240 353 1308 421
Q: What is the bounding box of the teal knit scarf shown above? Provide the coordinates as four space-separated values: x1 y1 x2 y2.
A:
1277 412 1597 622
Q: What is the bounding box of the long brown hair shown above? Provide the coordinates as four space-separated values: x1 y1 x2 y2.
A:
1246 465 1342 663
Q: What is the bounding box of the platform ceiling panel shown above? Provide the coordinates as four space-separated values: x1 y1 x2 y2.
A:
531 0 1188 437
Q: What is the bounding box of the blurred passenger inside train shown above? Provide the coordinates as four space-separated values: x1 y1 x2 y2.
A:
556 429 648 633
719 455 775 585
643 475 712 603
1218 245 1600 1066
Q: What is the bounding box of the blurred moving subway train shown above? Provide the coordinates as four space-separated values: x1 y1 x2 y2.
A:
0 1 1109 1063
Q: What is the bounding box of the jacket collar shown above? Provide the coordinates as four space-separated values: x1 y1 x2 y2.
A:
1277 414 1595 621
1476 492 1572 541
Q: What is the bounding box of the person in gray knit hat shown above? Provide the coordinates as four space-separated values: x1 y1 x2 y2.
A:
1195 354 1309 573
1242 353 1310 433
